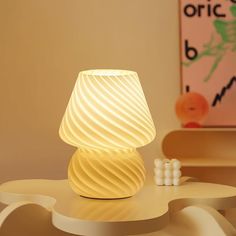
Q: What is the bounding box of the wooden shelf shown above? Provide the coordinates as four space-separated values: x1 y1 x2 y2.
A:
162 129 236 167
179 157 236 167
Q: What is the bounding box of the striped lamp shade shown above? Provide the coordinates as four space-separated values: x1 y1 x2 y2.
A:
59 69 156 150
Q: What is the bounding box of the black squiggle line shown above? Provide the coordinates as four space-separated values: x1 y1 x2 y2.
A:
212 76 236 107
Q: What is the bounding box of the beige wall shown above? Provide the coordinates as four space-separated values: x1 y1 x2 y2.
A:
0 0 180 183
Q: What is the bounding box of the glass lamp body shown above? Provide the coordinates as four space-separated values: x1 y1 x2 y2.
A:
59 70 156 199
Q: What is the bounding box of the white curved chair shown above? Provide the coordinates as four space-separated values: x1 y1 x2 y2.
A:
141 205 236 236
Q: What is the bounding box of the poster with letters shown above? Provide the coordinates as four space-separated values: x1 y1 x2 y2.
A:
180 0 236 127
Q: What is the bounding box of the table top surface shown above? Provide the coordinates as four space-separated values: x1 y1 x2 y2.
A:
1 178 236 235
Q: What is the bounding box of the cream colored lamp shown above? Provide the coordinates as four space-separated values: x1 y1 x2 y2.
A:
59 69 156 199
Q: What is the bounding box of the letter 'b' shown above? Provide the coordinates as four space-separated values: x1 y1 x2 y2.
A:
185 40 198 60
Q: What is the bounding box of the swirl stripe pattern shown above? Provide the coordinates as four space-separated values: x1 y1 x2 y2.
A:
68 149 146 199
59 70 156 150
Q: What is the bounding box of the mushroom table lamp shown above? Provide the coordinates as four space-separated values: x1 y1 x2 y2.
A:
59 69 156 199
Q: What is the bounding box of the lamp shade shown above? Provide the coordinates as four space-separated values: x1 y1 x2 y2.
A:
59 69 156 150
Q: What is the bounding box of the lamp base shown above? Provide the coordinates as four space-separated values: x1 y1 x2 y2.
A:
68 148 146 199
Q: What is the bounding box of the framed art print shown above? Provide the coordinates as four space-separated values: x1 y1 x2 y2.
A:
180 0 236 127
